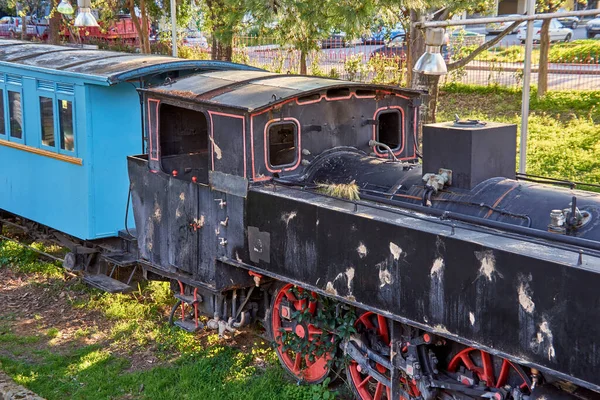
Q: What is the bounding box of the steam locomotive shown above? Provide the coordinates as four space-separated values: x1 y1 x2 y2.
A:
127 70 600 399
1 40 599 399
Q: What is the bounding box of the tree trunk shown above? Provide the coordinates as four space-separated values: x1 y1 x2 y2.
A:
21 13 27 40
140 0 151 53
407 9 424 88
128 0 149 54
48 0 61 45
300 50 307 75
537 18 551 98
212 36 233 61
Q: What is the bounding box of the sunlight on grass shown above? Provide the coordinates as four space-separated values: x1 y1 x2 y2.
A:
67 349 112 374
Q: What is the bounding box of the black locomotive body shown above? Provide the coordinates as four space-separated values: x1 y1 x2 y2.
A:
128 70 600 399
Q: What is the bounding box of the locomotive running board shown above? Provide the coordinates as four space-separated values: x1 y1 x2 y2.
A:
83 273 134 294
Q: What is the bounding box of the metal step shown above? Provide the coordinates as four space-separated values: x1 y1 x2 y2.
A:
83 273 134 293
174 293 202 305
174 319 204 333
101 252 138 268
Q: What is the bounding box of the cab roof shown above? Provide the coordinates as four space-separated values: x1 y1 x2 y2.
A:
143 70 422 112
0 40 260 85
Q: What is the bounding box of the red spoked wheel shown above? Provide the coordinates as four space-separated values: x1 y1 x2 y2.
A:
346 312 420 400
270 283 332 384
447 347 531 395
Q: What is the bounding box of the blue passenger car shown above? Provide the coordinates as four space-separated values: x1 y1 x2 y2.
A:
0 39 258 241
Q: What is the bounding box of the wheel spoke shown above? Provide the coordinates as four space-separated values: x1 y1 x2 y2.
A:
460 352 476 371
308 325 322 336
374 382 384 400
481 350 496 387
293 353 302 372
377 314 389 344
283 289 298 303
357 375 372 389
497 359 510 387
359 313 375 330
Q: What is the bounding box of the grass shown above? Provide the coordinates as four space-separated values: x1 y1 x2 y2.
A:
438 83 600 187
317 181 361 200
456 40 600 64
0 240 327 400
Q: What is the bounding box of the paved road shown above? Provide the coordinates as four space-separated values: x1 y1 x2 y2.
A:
468 25 593 46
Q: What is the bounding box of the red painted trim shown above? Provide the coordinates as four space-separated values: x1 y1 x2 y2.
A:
413 106 418 158
147 98 160 161
249 92 414 179
295 94 324 105
207 111 247 179
263 117 302 174
372 106 405 158
323 90 353 101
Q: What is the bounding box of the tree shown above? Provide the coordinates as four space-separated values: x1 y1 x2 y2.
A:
201 0 246 61
250 0 377 74
537 0 571 98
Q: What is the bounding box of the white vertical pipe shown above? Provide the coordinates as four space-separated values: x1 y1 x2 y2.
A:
171 0 177 57
519 0 535 174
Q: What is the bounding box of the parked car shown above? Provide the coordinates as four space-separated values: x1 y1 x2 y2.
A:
183 31 208 49
369 33 449 62
369 34 407 61
362 24 405 45
0 16 48 39
557 15 579 29
517 19 573 43
586 17 600 38
485 15 522 34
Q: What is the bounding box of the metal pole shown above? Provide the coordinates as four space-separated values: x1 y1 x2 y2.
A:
519 0 535 174
170 0 177 57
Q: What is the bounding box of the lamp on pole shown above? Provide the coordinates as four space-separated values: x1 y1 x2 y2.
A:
171 0 177 57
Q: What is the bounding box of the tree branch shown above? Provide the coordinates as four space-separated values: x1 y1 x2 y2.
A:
447 20 520 71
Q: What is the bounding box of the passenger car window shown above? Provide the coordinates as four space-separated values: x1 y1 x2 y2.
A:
376 110 402 151
8 91 22 139
0 89 5 136
40 96 55 147
58 99 74 151
268 122 298 168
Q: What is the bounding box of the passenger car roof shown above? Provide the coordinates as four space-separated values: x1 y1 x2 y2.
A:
0 40 260 85
143 70 422 112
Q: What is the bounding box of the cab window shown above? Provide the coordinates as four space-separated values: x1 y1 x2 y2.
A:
268 121 298 169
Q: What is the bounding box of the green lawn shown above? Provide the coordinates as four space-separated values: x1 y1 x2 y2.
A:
438 83 600 188
0 240 332 400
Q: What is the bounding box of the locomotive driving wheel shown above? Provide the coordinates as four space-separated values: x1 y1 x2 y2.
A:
446 347 532 397
346 312 419 400
268 283 332 384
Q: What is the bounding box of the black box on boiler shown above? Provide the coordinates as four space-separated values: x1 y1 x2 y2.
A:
422 121 517 190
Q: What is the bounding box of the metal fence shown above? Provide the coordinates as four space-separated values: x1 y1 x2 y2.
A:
225 36 600 91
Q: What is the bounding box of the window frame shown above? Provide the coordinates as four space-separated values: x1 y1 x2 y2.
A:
56 95 76 156
7 86 24 144
265 118 301 173
374 107 404 156
38 95 56 151
35 81 77 156
0 87 6 140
